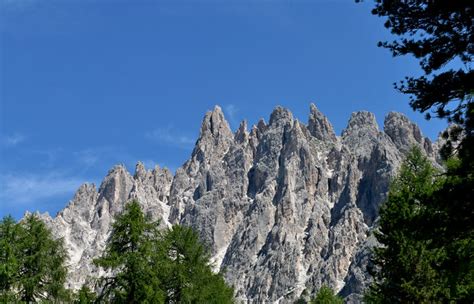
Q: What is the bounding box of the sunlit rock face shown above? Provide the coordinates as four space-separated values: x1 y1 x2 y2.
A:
33 104 442 303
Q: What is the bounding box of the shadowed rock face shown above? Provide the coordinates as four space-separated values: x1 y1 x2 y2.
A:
33 104 442 303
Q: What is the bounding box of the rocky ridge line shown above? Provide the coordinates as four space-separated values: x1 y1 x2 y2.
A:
35 104 441 303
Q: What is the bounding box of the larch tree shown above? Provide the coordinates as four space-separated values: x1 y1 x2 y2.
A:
94 200 165 303
158 225 234 304
14 214 69 302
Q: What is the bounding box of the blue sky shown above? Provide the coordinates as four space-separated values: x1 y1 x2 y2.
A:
0 0 447 219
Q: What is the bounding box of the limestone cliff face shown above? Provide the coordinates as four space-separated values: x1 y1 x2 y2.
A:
33 104 442 303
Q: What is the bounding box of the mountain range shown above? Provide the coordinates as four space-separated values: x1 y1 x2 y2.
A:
32 104 442 303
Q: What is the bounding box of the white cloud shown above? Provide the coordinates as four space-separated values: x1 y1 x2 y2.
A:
145 127 195 149
3 133 25 147
74 149 100 167
224 104 239 128
0 173 84 205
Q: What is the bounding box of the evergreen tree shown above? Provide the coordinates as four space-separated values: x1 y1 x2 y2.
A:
360 0 473 128
16 214 69 302
365 148 447 302
0 215 20 302
74 284 96 304
426 158 474 301
94 201 234 303
94 200 165 303
311 285 343 304
158 225 234 304
361 0 474 301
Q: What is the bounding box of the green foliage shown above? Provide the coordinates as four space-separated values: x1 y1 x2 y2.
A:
366 148 474 302
364 0 473 128
0 215 20 302
158 225 234 304
74 284 96 304
0 214 69 303
94 200 165 303
311 285 343 304
18 214 69 302
427 157 474 301
366 148 441 302
362 1 474 302
94 200 234 303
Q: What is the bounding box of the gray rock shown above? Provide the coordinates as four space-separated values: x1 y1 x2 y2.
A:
384 111 433 157
308 103 337 142
28 105 444 302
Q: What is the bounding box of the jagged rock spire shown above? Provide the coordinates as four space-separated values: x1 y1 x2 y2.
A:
192 105 233 162
97 164 134 212
384 111 433 155
269 106 293 127
308 103 337 142
198 105 233 140
235 120 248 143
343 111 379 136
134 161 147 181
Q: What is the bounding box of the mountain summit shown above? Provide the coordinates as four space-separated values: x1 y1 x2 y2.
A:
34 104 440 303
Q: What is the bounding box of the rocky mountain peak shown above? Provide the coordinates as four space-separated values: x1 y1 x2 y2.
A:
74 183 97 201
341 111 385 158
235 120 248 143
134 161 147 181
97 164 134 211
198 105 233 140
257 118 267 130
308 103 337 142
269 106 294 127
343 111 379 135
32 104 444 303
384 111 433 156
192 105 234 163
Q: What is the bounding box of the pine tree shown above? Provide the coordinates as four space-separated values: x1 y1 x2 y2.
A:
74 284 96 304
427 158 474 301
94 200 165 303
361 0 474 301
311 285 343 304
360 0 473 128
0 215 20 302
158 225 234 304
16 214 69 302
94 201 234 303
365 148 446 302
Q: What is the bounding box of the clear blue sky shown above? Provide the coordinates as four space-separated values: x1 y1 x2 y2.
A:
0 0 447 219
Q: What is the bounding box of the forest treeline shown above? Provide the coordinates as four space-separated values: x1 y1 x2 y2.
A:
361 0 473 302
0 201 235 303
0 201 343 303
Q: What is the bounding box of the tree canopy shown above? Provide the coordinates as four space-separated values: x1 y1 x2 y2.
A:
362 1 474 301
0 214 70 303
94 200 234 303
311 285 343 304
74 284 97 304
159 225 234 304
94 200 165 303
365 148 445 302
366 0 473 128
366 148 474 302
0 215 20 303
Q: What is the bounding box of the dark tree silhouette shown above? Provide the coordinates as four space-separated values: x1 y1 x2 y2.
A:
360 1 474 301
363 0 473 129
